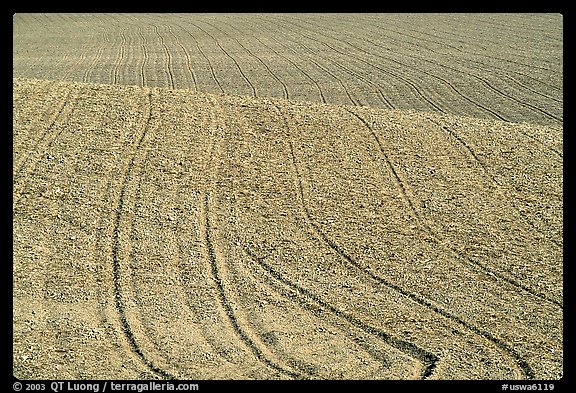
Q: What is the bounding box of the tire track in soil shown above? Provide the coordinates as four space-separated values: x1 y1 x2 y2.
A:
240 243 438 379
13 87 78 210
347 108 561 310
432 119 563 248
110 89 176 379
199 97 303 379
274 103 535 380
350 13 563 97
218 98 423 379
270 103 441 378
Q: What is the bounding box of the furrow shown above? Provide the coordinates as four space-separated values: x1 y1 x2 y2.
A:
112 28 127 85
152 24 175 90
136 26 149 87
83 38 105 84
280 105 534 380
166 24 198 92
347 108 562 310
203 19 289 100
192 22 257 97
110 89 176 379
174 20 224 94
275 16 444 112
230 18 326 103
241 246 437 379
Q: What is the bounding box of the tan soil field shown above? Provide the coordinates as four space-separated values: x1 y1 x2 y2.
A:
13 14 562 380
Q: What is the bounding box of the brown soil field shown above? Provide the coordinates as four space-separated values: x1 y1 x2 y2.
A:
13 13 562 126
13 13 562 381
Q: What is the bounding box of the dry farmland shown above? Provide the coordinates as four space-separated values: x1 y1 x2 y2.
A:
13 14 562 380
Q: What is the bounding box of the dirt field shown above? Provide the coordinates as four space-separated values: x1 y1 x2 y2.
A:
13 14 562 380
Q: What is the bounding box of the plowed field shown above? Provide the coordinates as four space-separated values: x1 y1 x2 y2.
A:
13 13 563 380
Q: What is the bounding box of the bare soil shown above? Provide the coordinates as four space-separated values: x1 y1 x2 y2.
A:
13 13 562 380
13 78 562 379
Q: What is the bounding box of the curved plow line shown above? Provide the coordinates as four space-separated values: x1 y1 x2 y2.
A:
272 104 443 379
13 87 78 211
110 89 177 379
202 19 289 100
349 108 561 310
275 103 533 379
270 16 443 112
200 97 303 379
150 24 175 90
166 24 198 92
353 14 562 95
358 14 555 73
135 25 149 87
291 15 560 125
433 120 563 252
257 17 359 106
231 17 326 104
260 15 391 108
192 21 257 97
374 26 562 124
83 38 105 84
241 236 437 378
111 28 127 85
173 18 224 94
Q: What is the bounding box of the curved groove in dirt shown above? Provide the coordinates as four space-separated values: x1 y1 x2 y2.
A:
433 120 562 247
269 16 444 113
174 20 224 94
110 90 176 379
200 98 304 379
237 25 327 104
14 88 77 208
274 103 535 380
112 29 127 85
220 17 327 103
202 19 290 100
192 21 257 97
135 26 149 87
83 39 105 84
150 24 175 90
166 24 198 91
345 108 562 311
240 244 438 379
318 13 562 106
